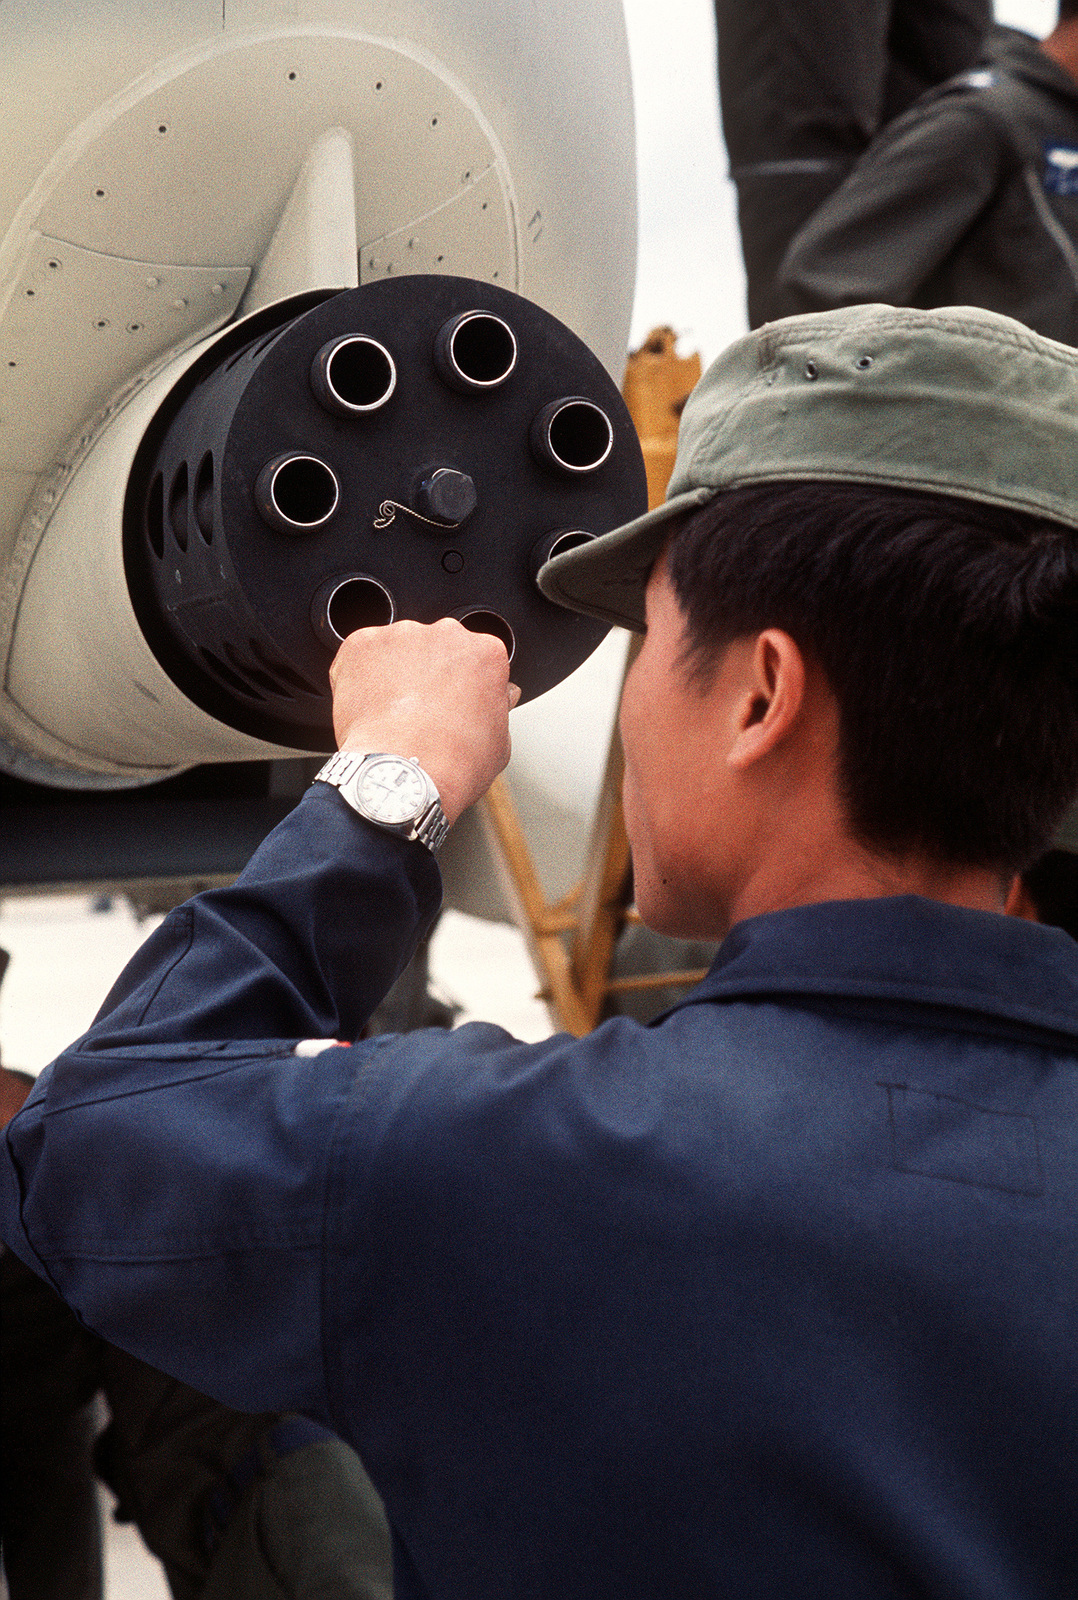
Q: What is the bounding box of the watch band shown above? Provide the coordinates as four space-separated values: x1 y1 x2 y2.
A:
314 749 369 791
313 751 450 853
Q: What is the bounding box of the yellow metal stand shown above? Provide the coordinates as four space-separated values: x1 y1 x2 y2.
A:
479 329 706 1035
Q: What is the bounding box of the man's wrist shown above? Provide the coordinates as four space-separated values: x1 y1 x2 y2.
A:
313 751 450 853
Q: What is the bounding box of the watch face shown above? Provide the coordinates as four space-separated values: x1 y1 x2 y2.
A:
355 758 427 825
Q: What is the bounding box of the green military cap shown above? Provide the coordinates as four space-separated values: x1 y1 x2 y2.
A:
538 303 1078 632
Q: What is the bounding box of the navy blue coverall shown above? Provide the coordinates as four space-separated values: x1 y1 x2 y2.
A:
2 785 1076 1598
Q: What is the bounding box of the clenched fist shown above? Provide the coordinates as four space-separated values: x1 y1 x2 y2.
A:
329 619 520 825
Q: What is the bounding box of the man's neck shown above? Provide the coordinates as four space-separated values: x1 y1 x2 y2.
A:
1040 19 1078 85
724 831 1009 935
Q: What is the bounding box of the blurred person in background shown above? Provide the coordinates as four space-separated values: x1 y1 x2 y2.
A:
1 972 391 1600
775 2 1078 341
714 0 993 325
1009 806 1078 936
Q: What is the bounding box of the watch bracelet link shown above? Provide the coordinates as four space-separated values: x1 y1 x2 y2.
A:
315 750 371 790
313 750 450 853
412 795 451 853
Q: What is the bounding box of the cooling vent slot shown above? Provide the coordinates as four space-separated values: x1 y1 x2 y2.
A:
247 637 324 698
198 646 266 701
194 453 214 544
199 637 327 706
168 462 189 553
147 473 165 559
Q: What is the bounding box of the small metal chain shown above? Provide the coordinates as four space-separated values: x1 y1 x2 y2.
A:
373 499 464 531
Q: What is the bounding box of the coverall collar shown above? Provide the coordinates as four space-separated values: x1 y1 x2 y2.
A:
665 894 1078 1045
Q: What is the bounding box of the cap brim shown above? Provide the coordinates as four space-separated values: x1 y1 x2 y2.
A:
537 486 715 631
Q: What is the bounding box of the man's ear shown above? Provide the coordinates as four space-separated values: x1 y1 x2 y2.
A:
727 629 807 770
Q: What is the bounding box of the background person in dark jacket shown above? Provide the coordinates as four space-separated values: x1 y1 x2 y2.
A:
2 1057 393 1600
1010 804 1078 937
776 7 1078 341
714 0 992 326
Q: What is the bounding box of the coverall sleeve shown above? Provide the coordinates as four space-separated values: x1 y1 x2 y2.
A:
0 784 442 1416
775 94 1009 315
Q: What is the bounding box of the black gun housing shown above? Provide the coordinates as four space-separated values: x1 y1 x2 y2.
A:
124 276 647 750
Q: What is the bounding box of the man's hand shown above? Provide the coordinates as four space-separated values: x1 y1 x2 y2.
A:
329 619 520 825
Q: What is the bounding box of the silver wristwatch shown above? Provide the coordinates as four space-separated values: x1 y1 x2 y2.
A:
313 750 450 853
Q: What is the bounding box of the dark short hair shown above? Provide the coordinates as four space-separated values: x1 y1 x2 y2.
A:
1058 0 1078 23
666 482 1078 871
